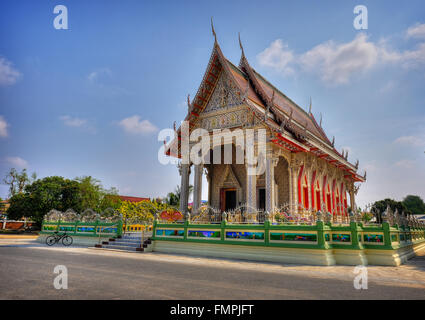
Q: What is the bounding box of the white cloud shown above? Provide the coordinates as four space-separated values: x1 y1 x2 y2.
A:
5 156 28 169
60 115 87 127
299 33 379 84
394 135 425 147
378 80 396 94
257 23 425 85
0 115 9 137
87 68 112 84
406 23 425 39
341 146 352 154
0 56 21 86
401 42 425 68
257 39 294 75
118 115 158 135
394 159 416 169
356 159 425 208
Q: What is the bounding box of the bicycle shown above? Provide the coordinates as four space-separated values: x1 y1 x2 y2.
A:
46 231 73 246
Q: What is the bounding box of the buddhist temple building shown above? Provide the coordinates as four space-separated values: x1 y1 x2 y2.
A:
165 25 366 220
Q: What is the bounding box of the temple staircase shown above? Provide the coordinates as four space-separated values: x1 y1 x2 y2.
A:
94 232 153 253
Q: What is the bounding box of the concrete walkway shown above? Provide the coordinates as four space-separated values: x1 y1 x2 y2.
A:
1 238 424 299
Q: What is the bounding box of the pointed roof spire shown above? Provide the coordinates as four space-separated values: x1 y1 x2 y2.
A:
211 17 217 43
319 113 322 127
309 97 312 114
238 32 245 59
187 94 191 113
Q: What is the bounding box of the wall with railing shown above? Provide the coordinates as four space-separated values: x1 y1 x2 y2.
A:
40 208 123 238
152 211 425 252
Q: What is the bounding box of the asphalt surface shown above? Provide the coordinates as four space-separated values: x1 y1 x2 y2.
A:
0 240 425 299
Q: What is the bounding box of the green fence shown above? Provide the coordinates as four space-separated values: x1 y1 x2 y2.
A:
41 220 123 238
152 218 425 251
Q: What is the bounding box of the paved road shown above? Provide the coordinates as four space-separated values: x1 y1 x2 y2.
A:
0 240 425 299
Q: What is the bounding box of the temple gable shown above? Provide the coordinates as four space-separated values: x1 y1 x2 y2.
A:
203 73 243 114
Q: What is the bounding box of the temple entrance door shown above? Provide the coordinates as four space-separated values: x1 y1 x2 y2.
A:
220 188 237 212
258 188 265 211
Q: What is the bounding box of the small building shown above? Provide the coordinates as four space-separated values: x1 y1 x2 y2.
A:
118 196 150 203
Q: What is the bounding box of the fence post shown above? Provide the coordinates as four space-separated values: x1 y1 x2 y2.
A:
350 220 363 250
98 223 103 245
316 211 328 249
264 211 270 246
152 213 159 240
184 213 190 241
221 212 227 242
382 221 392 248
117 219 123 238
316 220 327 249
94 220 99 236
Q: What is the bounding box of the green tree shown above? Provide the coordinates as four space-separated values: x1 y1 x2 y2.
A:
402 195 425 215
99 187 122 212
7 176 81 226
75 176 103 211
75 176 122 212
3 168 36 197
165 185 193 207
372 198 408 223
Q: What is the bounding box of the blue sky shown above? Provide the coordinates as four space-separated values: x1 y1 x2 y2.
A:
0 0 424 208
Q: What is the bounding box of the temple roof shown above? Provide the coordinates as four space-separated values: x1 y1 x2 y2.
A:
165 35 365 183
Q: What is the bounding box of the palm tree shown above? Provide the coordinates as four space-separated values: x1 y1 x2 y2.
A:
166 185 193 207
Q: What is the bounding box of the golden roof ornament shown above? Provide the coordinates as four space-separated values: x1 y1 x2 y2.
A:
187 94 191 113
309 97 312 114
211 17 217 43
238 32 245 59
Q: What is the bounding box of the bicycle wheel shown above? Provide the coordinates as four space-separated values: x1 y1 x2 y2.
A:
46 236 57 246
62 235 73 246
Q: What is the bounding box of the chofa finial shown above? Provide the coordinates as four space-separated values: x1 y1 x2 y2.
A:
211 17 217 43
238 32 245 58
187 94 191 112
309 97 312 113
